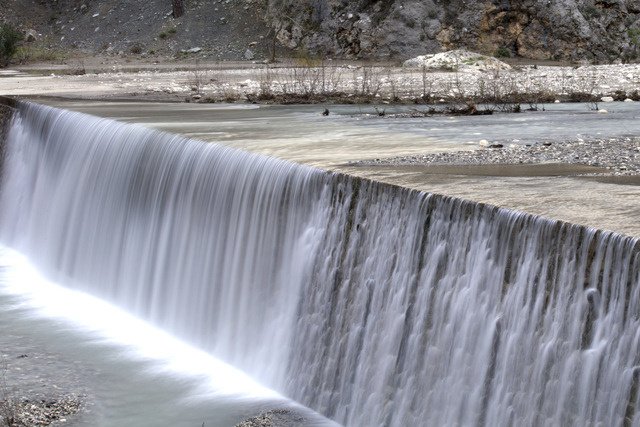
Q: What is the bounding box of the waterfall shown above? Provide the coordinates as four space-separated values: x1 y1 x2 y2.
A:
2 101 640 427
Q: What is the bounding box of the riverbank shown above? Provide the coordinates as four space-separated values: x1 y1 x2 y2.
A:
0 339 90 427
350 136 640 177
1 55 640 105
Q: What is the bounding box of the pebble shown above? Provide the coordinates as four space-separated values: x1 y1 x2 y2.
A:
0 396 82 426
351 137 640 176
234 409 306 427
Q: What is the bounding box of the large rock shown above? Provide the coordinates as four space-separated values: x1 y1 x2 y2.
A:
25 29 38 42
403 49 511 72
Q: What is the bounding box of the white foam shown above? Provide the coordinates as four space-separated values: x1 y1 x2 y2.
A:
0 244 281 401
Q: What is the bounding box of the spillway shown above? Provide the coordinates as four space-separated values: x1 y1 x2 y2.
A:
2 101 640 426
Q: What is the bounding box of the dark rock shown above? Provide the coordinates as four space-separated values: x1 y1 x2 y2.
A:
265 0 638 62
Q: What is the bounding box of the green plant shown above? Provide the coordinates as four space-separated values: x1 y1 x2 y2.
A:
0 23 24 67
16 43 66 63
168 27 177 34
159 32 167 39
294 49 320 67
493 47 510 58
582 5 602 19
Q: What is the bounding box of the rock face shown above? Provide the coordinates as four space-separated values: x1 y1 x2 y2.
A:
266 0 640 62
3 0 640 62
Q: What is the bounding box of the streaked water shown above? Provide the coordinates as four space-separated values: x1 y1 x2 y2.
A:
0 245 330 427
32 99 640 236
2 101 640 426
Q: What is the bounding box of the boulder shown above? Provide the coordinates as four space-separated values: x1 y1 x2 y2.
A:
25 29 38 42
403 49 511 73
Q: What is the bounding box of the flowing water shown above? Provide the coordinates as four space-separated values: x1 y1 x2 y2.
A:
2 101 640 426
30 98 640 236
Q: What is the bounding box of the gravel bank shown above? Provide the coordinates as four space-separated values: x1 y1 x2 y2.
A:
350 137 640 176
2 57 640 104
234 409 308 427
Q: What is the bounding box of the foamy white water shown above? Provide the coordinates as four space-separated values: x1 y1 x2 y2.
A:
0 244 281 399
0 244 342 427
2 101 640 426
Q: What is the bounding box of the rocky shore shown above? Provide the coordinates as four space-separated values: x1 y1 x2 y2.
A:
0 332 94 427
1 52 640 105
350 137 640 176
234 409 307 427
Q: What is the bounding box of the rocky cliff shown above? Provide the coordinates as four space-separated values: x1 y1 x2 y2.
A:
2 0 640 63
267 0 640 62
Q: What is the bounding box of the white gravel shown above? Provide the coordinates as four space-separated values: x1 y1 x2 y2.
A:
2 57 640 103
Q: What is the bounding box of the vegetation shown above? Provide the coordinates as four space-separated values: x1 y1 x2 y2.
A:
493 47 510 58
628 28 640 60
0 24 24 67
186 58 620 118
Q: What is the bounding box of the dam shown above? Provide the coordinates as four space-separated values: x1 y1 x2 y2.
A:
2 99 640 426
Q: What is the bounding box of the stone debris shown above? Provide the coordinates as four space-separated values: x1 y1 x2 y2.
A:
234 409 306 427
0 396 82 426
351 137 640 176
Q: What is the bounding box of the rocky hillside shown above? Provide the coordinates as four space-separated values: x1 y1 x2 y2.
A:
2 0 640 63
1 0 272 60
268 0 640 63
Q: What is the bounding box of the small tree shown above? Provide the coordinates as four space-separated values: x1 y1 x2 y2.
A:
628 28 640 61
172 0 185 18
0 23 23 67
265 0 299 62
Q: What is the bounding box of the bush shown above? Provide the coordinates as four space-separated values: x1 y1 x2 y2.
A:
0 23 24 67
493 47 510 58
